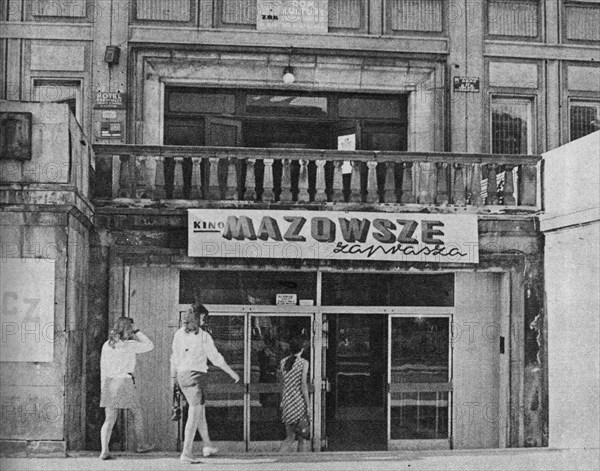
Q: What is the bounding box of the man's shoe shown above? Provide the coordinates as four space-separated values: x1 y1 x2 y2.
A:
202 446 219 457
136 443 155 453
99 452 113 460
180 454 202 464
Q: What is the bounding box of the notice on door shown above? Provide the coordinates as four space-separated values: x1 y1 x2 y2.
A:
188 209 478 263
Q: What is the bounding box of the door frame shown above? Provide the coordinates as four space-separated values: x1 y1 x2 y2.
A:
319 306 454 452
387 311 453 451
180 304 318 452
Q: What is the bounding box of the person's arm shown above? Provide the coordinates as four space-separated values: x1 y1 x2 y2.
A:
124 330 154 353
204 333 240 383
170 331 179 388
301 359 310 416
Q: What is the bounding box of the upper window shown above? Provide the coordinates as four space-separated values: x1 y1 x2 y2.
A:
32 79 82 124
164 88 408 151
491 97 533 154
487 0 540 40
563 0 600 43
570 101 600 141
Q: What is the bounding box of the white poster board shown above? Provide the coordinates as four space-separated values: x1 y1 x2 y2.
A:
0 258 55 362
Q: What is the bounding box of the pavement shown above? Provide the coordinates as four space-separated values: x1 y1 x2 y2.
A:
1 448 599 471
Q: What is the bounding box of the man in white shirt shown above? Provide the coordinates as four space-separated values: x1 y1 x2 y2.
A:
171 303 240 464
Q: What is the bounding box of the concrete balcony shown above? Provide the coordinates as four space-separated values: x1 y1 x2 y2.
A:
92 144 540 212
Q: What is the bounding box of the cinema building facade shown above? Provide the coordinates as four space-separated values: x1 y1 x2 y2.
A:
1 0 599 455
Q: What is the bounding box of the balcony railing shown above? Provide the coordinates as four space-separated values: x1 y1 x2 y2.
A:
92 145 540 208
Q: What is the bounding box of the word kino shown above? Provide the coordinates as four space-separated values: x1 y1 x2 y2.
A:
188 209 479 263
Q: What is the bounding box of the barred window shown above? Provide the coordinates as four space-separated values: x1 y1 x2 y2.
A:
570 101 600 141
491 98 532 154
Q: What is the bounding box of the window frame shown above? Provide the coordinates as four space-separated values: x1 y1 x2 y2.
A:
489 95 535 155
384 0 447 37
164 87 408 150
31 78 83 125
561 0 600 45
485 0 543 42
568 99 600 141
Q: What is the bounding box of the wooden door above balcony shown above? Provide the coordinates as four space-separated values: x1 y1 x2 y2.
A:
92 145 541 212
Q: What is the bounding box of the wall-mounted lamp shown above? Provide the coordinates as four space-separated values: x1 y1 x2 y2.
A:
283 66 295 84
283 46 295 84
104 46 120 65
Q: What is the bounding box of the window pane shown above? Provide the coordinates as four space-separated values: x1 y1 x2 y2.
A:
246 95 328 117
164 119 204 145
180 270 317 304
339 97 404 119
321 273 454 306
491 99 530 154
390 317 450 440
202 314 244 441
168 91 235 114
249 315 312 441
570 102 600 141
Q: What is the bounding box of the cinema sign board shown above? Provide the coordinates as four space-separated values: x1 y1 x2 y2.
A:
188 209 478 263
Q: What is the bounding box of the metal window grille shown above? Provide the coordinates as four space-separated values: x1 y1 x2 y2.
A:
570 102 600 141
491 99 531 154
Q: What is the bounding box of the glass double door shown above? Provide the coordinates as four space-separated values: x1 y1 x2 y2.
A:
177 310 314 452
323 313 451 451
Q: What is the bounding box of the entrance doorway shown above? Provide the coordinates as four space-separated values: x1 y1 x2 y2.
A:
324 314 388 451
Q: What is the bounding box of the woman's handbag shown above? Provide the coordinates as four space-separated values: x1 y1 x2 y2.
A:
293 414 310 440
170 384 181 421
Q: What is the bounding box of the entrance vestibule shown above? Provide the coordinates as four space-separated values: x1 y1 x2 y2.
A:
122 268 502 453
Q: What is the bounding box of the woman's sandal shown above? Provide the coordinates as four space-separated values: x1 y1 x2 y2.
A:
136 443 155 453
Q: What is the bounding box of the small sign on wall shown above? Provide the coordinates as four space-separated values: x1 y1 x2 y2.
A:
0 259 55 362
276 294 298 305
257 0 328 34
100 121 123 138
94 91 126 109
453 76 480 93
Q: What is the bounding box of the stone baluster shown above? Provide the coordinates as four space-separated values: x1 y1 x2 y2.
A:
191 157 202 199
485 164 499 205
281 159 293 202
208 157 220 200
469 163 483 206
314 160 327 202
518 164 537 206
400 162 415 203
244 159 256 201
435 163 449 205
173 157 184 198
225 158 238 200
452 163 466 205
349 161 362 202
332 161 344 202
143 157 157 199
298 160 310 202
418 162 435 204
366 161 378 203
262 158 275 202
502 165 516 205
117 155 128 197
154 157 165 199
137 156 147 198
384 162 396 203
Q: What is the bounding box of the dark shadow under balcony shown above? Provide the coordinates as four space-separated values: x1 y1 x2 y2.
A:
92 145 541 210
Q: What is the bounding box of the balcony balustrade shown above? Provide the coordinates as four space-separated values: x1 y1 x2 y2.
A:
92 145 540 208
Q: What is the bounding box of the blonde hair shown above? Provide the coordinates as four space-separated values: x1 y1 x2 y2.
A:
108 317 134 348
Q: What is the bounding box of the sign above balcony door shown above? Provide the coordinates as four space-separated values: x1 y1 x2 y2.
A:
257 0 328 33
188 209 478 263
